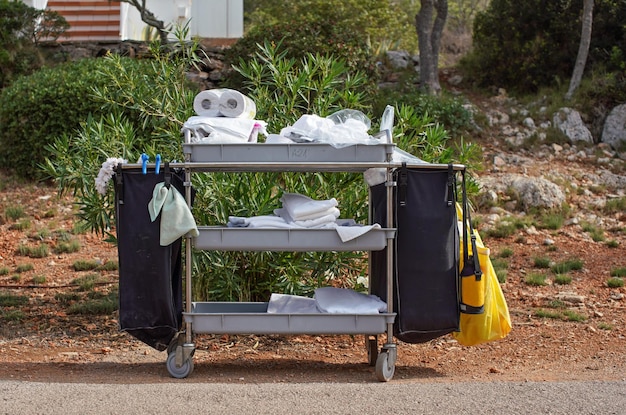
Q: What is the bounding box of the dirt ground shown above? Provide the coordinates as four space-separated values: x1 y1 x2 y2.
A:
1 106 625 384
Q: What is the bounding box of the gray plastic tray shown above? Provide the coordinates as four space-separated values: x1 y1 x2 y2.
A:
194 227 395 251
184 302 396 335
182 142 394 163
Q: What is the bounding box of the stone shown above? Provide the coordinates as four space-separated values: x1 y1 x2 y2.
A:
553 107 594 144
601 104 626 149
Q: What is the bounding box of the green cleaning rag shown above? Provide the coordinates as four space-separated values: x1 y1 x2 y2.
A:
148 182 199 246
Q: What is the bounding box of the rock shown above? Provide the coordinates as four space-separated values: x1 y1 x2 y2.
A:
553 107 594 144
555 292 585 304
385 50 410 69
601 103 626 150
509 176 566 210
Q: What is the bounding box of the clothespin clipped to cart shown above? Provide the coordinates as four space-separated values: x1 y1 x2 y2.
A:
141 153 149 174
155 154 162 175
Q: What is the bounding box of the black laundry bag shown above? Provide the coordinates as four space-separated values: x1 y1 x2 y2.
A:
114 167 186 351
370 165 460 343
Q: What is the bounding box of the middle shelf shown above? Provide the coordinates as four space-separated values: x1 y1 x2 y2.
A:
193 226 396 251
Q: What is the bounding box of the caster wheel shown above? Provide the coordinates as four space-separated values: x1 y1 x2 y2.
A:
375 351 395 382
166 351 194 379
367 337 378 367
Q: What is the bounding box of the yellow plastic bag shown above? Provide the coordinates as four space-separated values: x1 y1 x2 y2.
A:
454 205 512 346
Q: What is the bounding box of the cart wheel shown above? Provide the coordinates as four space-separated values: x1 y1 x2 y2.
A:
375 351 395 382
367 337 378 367
166 351 194 379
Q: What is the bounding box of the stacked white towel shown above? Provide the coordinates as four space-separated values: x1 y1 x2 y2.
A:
227 193 339 229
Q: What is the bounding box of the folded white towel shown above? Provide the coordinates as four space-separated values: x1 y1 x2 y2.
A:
314 287 387 314
280 193 338 221
267 294 319 314
228 215 294 229
293 213 338 228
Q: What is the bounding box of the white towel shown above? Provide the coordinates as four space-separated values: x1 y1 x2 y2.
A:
280 193 338 221
314 287 387 314
335 223 381 242
267 294 319 314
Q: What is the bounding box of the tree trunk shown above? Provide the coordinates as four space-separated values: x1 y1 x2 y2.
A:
565 0 594 101
415 0 448 95
119 0 168 44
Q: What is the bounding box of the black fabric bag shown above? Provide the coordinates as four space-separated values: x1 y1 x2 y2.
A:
370 165 460 343
114 166 186 351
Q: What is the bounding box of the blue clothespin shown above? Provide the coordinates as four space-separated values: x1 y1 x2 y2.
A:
141 153 149 174
155 154 161 175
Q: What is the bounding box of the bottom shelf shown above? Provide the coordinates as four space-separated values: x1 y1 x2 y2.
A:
184 302 396 335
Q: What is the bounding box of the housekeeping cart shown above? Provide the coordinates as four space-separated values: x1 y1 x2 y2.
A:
115 128 466 382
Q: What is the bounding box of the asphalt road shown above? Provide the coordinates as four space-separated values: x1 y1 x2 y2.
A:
2 380 625 414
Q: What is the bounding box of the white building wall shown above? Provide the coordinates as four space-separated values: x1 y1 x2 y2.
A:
121 0 243 41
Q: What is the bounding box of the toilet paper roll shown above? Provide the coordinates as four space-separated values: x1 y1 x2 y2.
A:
219 89 257 119
193 89 224 117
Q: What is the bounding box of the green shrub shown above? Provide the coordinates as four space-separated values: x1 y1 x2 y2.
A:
607 277 624 288
0 56 172 180
461 0 626 94
0 267 9 276
0 0 68 87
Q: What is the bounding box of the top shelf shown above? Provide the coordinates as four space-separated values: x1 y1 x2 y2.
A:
182 142 395 165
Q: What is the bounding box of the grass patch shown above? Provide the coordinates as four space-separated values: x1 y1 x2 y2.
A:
610 267 626 277
497 248 513 258
72 259 100 271
15 263 34 273
537 212 564 230
598 322 613 330
9 219 31 231
581 222 605 242
547 299 567 309
71 273 103 291
607 277 624 288
603 196 626 214
97 261 119 271
525 273 547 286
4 205 25 221
11 275 21 282
54 292 82 306
496 269 507 284
31 275 46 285
551 259 583 274
0 292 29 307
534 309 562 319
606 240 619 248
485 223 517 238
533 257 551 269
562 310 586 322
553 274 572 285
54 239 81 254
68 291 118 315
16 244 49 258
0 267 9 276
1 309 25 322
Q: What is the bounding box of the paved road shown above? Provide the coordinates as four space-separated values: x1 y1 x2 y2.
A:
1 380 624 414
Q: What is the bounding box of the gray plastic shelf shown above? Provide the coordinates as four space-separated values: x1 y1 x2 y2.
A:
184 302 396 335
182 142 394 163
194 227 395 251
